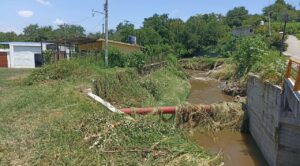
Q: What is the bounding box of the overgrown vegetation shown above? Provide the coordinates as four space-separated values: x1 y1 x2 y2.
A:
1 55 223 165
183 35 287 85
94 66 190 108
1 0 296 165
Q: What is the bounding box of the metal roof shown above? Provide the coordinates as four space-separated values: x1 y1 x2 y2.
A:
0 42 52 46
97 39 143 48
47 37 98 45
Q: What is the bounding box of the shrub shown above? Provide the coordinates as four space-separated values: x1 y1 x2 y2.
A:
233 35 269 75
125 51 147 70
251 51 287 84
106 48 126 67
43 50 55 64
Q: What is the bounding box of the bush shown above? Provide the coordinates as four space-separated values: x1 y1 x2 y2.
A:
106 48 126 67
43 50 55 64
105 48 147 70
233 35 269 75
251 51 287 84
125 51 147 70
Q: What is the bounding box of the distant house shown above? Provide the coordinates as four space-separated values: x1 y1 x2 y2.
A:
78 39 143 54
0 42 51 68
231 27 254 37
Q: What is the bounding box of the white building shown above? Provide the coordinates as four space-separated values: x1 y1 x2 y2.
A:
0 42 50 68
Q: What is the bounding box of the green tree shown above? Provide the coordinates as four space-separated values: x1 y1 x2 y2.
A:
184 14 229 54
143 14 175 44
263 0 299 21
0 32 19 42
112 21 135 43
226 7 249 28
135 27 163 46
243 14 265 27
53 24 85 40
23 24 41 41
234 36 269 74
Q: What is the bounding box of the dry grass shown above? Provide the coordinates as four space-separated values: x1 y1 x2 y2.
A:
176 102 245 132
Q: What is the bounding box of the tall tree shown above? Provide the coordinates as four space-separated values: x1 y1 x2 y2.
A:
112 21 135 43
226 7 249 28
135 27 163 46
184 14 229 54
143 14 174 44
23 24 41 41
263 0 299 21
53 24 86 40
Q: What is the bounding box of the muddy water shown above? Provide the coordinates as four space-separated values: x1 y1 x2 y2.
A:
186 70 268 166
187 70 234 104
191 131 268 166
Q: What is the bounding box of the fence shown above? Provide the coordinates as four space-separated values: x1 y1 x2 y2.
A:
285 58 300 91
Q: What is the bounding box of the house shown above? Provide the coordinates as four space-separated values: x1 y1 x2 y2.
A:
0 42 51 68
231 27 254 37
78 39 143 54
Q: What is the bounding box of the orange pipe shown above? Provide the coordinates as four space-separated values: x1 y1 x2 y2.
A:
120 106 212 115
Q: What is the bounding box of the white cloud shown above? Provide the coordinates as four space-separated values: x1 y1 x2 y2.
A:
18 10 34 18
36 0 52 6
54 18 64 25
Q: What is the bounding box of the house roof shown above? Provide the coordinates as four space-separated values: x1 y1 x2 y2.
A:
97 39 143 48
0 42 52 46
47 37 98 45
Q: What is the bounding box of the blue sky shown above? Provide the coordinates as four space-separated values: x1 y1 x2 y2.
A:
0 0 299 34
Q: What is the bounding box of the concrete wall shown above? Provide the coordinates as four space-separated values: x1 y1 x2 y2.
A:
11 46 41 68
247 75 281 166
247 75 300 166
278 79 300 166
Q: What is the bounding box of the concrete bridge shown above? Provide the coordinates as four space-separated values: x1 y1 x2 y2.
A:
247 58 300 166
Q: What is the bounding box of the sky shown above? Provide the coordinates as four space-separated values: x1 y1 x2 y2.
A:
0 0 299 34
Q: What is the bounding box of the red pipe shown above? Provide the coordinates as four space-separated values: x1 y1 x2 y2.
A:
120 105 212 115
120 107 176 115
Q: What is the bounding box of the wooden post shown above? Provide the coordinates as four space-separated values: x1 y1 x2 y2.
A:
285 60 292 78
294 66 300 91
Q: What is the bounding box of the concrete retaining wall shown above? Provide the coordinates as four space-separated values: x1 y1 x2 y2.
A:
247 75 300 166
247 75 281 166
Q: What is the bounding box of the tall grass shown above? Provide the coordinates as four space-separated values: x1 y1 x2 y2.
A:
0 56 217 165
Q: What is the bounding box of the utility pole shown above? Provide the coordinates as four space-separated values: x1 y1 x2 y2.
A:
104 0 109 67
280 15 289 56
269 12 272 36
92 1 108 65
102 24 105 36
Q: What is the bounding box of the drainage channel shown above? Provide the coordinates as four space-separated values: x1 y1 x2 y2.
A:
186 70 268 166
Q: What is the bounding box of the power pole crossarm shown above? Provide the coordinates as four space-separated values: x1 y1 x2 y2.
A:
105 0 109 67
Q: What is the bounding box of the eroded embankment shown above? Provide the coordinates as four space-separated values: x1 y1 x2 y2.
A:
93 66 190 108
1 57 224 166
180 58 246 97
180 60 268 166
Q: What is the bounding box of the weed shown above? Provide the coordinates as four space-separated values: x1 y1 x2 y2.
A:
0 58 215 165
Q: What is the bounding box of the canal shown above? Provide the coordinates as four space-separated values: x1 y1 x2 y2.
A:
186 70 268 166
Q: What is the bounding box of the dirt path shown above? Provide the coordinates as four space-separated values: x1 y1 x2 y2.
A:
284 35 300 60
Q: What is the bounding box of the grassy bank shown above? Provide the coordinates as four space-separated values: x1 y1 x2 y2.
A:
0 57 219 165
